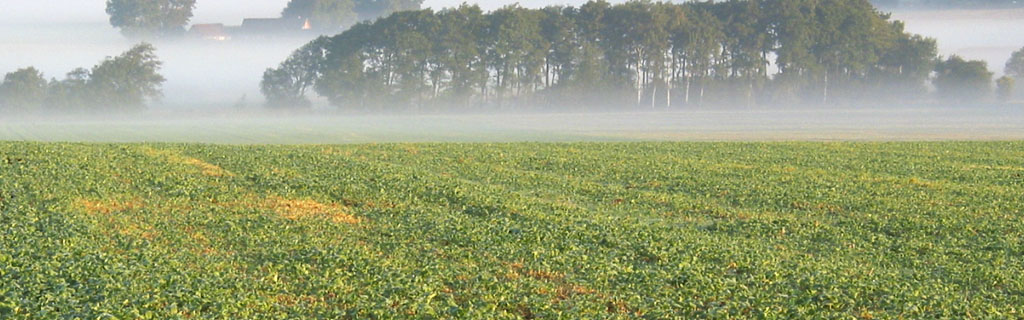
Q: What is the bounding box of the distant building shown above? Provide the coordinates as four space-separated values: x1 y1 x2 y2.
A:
188 23 231 41
187 17 312 41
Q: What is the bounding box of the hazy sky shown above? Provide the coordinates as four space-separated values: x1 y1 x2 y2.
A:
0 0 583 24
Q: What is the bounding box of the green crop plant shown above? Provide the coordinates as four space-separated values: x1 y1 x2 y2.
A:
1 142 1022 318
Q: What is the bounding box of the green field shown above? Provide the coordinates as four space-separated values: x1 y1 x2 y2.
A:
2 141 1023 318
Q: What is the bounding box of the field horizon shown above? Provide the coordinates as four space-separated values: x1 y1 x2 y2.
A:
3 106 1024 144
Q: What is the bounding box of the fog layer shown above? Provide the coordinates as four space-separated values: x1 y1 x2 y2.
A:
1 6 1023 142
892 8 1024 76
3 7 1023 109
1 108 1022 143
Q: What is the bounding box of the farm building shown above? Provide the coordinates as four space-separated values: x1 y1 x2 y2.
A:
187 17 312 41
187 23 231 41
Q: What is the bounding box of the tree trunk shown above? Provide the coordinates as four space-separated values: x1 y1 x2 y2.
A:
684 77 690 105
699 79 705 106
636 65 643 107
651 86 657 109
666 82 673 108
823 72 829 104
747 79 754 107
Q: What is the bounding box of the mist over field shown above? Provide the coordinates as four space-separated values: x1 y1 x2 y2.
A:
1 2 1023 142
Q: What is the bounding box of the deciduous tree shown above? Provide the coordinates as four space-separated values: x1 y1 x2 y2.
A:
934 55 994 102
0 67 48 112
106 0 196 39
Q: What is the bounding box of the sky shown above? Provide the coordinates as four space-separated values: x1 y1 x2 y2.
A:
0 0 583 24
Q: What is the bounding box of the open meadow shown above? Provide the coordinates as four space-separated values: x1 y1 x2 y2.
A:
2 141 1023 318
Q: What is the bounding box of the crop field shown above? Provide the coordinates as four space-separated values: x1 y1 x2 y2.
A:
1 141 1023 318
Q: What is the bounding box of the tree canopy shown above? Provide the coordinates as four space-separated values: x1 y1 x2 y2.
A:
0 43 165 114
106 0 197 39
933 55 994 102
281 0 424 33
0 67 48 113
1005 47 1024 80
264 0 953 110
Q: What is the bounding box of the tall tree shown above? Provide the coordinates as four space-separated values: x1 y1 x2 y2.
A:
262 37 331 108
875 25 937 100
1005 47 1024 79
484 5 546 106
106 0 196 38
46 68 92 111
538 6 577 91
88 43 166 111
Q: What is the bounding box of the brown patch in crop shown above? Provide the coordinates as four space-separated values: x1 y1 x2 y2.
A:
526 270 564 281
141 147 233 177
182 157 232 177
516 304 536 319
504 262 623 309
212 194 364 225
606 300 635 314
507 263 566 282
117 222 160 240
184 229 232 256
73 198 144 215
266 197 361 224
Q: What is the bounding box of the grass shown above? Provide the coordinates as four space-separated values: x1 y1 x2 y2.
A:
1 141 1022 318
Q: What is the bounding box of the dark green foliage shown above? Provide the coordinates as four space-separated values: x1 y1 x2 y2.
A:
934 55 994 102
267 0 941 110
0 44 165 113
2 141 1024 318
105 0 197 39
87 43 167 111
45 68 92 111
996 76 1014 102
1006 47 1024 80
261 38 330 108
0 67 48 112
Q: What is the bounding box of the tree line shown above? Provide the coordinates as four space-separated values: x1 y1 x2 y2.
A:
0 44 165 114
262 0 1009 111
